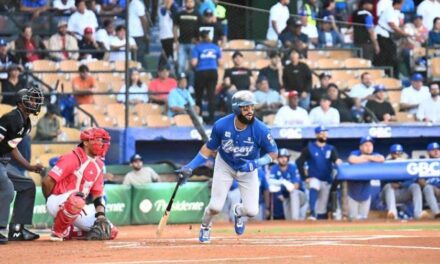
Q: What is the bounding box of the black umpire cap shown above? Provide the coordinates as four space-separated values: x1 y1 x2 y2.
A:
130 154 143 163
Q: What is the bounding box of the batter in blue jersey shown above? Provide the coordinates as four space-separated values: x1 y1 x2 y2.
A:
178 91 278 243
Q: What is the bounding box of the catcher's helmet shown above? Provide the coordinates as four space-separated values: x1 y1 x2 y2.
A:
231 90 256 115
80 127 111 157
16 86 44 115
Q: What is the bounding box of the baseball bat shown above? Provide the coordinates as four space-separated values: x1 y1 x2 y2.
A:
156 174 184 237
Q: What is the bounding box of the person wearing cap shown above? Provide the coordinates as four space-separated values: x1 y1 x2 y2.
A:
309 94 340 125
381 144 426 220
317 16 343 48
327 83 353 122
198 0 216 16
67 0 98 40
258 51 283 92
72 64 97 105
311 71 332 107
48 19 79 61
14 25 46 64
318 0 339 33
347 136 385 220
299 10 318 48
279 17 310 56
253 76 283 119
123 154 160 186
266 0 290 42
418 142 440 219
0 39 19 80
198 8 226 46
109 25 137 62
0 65 26 105
167 72 198 117
34 104 62 141
351 0 380 61
149 64 177 105
269 148 307 220
296 126 342 220
365 85 396 122
428 17 440 47
417 0 440 31
78 26 103 60
274 91 310 126
400 73 430 114
416 82 440 123
117 68 149 105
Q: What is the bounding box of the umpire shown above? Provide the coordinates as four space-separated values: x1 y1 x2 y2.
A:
0 87 44 244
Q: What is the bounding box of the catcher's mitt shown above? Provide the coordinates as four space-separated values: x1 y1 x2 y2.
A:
86 217 112 240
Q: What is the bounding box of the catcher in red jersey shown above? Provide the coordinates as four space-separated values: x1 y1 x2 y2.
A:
41 127 117 241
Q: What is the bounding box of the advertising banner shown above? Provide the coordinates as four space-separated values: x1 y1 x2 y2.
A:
105 184 132 226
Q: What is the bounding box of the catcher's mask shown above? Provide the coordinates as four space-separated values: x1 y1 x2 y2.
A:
80 127 111 157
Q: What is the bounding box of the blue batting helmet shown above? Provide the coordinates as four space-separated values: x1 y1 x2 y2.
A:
231 90 256 115
278 148 291 158
390 144 404 154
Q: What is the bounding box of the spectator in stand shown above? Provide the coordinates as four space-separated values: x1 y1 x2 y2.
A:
365 85 396 123
96 19 115 52
317 16 344 48
279 18 309 57
198 9 226 47
167 72 198 117
149 64 177 105
416 82 440 123
428 17 440 47
34 104 62 141
78 27 103 60
109 25 137 61
349 72 375 102
20 0 50 19
223 51 254 92
158 0 178 61
351 0 380 61
300 0 318 27
48 20 79 61
381 144 426 220
347 136 385 220
123 154 160 186
417 0 440 30
318 0 339 33
198 0 215 15
418 142 440 219
309 95 340 125
266 0 290 42
0 64 26 105
400 73 430 114
296 126 343 220
311 71 332 107
253 76 283 119
72 64 96 105
376 0 392 17
351 98 366 123
67 0 98 40
53 0 76 15
299 10 318 48
0 39 19 80
174 0 201 75
191 30 221 124
274 91 310 126
282 49 312 109
117 68 148 105
129 0 150 61
14 25 46 65
327 83 353 122
100 0 126 15
401 15 429 74
258 51 283 92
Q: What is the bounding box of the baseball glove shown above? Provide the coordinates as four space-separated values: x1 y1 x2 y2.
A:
86 217 112 240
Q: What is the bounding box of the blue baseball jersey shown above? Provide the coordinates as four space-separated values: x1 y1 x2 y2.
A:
206 114 278 171
347 150 381 201
427 177 440 188
270 163 304 192
258 168 269 205
191 42 221 71
296 141 338 183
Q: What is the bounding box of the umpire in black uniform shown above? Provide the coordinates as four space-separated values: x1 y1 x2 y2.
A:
0 87 44 244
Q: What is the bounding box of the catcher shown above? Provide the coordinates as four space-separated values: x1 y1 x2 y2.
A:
41 127 118 241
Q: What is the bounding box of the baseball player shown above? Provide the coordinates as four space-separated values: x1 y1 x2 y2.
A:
295 126 342 220
381 144 424 219
269 148 307 220
418 142 440 219
179 90 278 243
0 87 44 245
41 127 118 241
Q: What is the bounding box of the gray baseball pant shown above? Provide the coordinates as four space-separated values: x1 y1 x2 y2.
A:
348 196 371 220
381 183 423 219
283 189 307 220
423 184 440 215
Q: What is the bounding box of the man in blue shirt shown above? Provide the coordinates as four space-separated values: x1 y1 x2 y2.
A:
20 0 50 18
347 136 385 220
270 148 306 220
419 142 440 219
296 126 342 220
178 91 278 243
167 72 197 117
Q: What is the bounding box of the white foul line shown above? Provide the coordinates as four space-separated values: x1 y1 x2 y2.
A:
335 243 440 251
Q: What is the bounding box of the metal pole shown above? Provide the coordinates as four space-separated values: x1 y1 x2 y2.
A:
125 2 130 129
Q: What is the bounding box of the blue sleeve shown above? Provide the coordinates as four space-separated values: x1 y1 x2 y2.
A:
365 15 374 29
289 165 301 184
269 166 277 179
216 46 222 59
206 123 221 150
167 91 178 108
259 125 278 154
350 150 361 156
191 45 199 59
259 169 269 190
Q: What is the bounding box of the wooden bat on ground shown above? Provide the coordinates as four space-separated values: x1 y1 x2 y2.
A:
156 175 184 237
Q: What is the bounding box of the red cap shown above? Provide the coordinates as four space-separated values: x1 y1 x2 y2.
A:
287 91 298 97
84 27 93 34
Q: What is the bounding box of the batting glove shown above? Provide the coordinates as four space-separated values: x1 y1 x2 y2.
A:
175 167 193 184
238 159 258 172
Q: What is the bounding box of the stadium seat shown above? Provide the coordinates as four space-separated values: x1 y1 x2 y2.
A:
387 90 402 111
174 114 193 127
255 59 270 69
60 127 81 141
33 153 60 167
226 39 255 49
344 58 372 68
316 58 344 69
129 115 145 127
0 104 14 116
87 60 112 72
41 73 64 88
376 78 401 89
300 59 316 68
58 60 80 72
94 95 117 105
114 60 141 71
346 78 360 90
145 115 172 128
59 80 73 93
308 50 329 61
94 114 117 127
363 69 385 79
31 60 57 72
134 103 162 116
49 144 77 154
429 57 440 80
244 51 266 63
327 50 354 60
396 112 415 123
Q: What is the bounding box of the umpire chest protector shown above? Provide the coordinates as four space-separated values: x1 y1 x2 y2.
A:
0 108 31 157
352 9 373 44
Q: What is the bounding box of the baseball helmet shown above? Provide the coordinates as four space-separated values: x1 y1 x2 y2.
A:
231 90 256 115
278 148 291 158
80 127 111 157
16 86 44 115
390 144 404 154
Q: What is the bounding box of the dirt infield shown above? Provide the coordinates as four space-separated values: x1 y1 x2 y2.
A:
2 221 440 264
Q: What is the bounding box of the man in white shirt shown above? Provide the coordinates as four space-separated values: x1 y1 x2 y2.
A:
400 73 430 114
67 0 98 40
123 154 160 186
53 0 76 15
274 91 310 126
299 10 318 48
266 0 290 41
96 19 115 51
129 0 150 62
349 72 375 102
416 82 440 123
376 0 392 17
109 25 137 61
417 0 440 30
309 95 340 125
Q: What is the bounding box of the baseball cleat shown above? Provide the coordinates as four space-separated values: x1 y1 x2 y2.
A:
233 206 245 235
199 225 211 243
8 225 40 241
50 233 64 242
0 233 7 245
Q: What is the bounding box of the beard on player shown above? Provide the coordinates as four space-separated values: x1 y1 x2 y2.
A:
316 133 328 143
278 156 289 167
237 106 255 125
